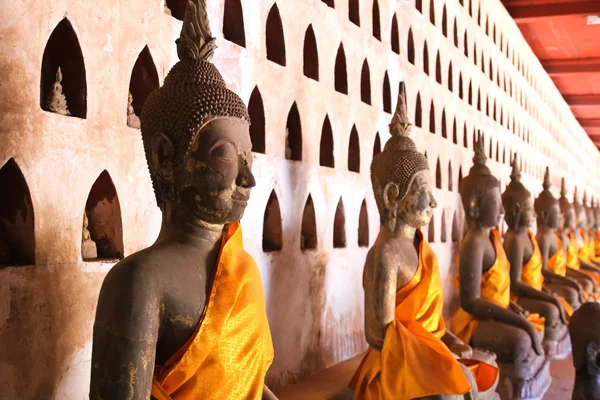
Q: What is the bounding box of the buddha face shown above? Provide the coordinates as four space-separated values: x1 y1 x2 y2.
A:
562 205 576 230
477 186 504 228
396 170 437 228
519 197 536 228
177 118 255 224
586 208 595 229
575 205 588 229
544 203 561 230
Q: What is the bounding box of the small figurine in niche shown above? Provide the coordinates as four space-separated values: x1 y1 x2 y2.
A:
81 211 98 260
569 303 600 400
90 1 275 399
350 84 499 400
45 67 71 116
126 91 141 129
535 167 584 313
450 132 551 400
501 158 570 360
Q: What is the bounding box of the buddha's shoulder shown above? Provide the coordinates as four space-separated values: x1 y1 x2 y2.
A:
102 245 180 287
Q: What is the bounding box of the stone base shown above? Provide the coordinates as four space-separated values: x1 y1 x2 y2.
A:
82 240 97 260
543 329 572 361
496 358 551 400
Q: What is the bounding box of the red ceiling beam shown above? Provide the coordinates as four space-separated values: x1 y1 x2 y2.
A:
507 1 600 22
580 119 600 128
542 58 600 76
564 95 600 107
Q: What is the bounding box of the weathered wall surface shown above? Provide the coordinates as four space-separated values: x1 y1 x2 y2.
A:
1 0 599 398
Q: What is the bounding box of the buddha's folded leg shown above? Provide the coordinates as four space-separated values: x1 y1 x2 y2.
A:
470 320 533 364
516 298 561 329
544 282 580 310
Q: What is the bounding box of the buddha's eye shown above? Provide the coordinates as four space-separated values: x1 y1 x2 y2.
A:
211 142 236 163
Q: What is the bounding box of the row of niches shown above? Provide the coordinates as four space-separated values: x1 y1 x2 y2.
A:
0 159 124 267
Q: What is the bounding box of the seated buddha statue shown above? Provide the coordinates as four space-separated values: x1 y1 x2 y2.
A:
558 180 598 300
535 167 583 312
501 159 570 359
90 2 276 399
584 195 600 266
569 303 600 400
595 199 600 260
450 133 551 400
350 85 499 400
572 187 600 289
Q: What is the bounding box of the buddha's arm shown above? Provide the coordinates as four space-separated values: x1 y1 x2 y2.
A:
90 264 159 400
566 267 597 290
363 248 397 351
539 237 581 290
459 240 543 354
580 259 600 273
441 330 472 358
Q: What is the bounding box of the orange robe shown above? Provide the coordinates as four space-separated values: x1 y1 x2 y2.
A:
570 230 600 286
589 230 600 263
548 233 567 277
350 230 497 399
596 231 600 258
151 222 274 400
450 229 545 346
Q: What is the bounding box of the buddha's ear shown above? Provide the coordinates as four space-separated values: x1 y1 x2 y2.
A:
151 133 175 182
383 182 400 211
512 202 521 219
468 194 479 219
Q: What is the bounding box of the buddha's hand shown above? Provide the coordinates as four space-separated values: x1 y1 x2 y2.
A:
449 342 473 359
524 323 544 356
509 301 529 317
551 297 568 325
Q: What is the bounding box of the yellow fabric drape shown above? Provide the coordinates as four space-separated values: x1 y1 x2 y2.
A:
151 222 274 400
589 231 600 263
548 233 567 277
567 231 581 270
557 296 573 320
572 230 600 287
450 229 545 345
596 232 600 258
350 230 497 400
578 229 591 264
522 230 544 291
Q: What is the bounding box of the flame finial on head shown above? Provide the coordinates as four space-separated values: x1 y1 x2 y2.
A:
176 0 217 61
510 153 521 183
389 82 412 137
473 131 487 166
543 167 551 191
574 186 579 203
560 177 567 198
583 190 588 206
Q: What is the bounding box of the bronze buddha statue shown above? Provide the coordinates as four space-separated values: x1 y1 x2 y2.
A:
90 1 275 399
501 158 570 360
350 85 499 400
450 133 551 400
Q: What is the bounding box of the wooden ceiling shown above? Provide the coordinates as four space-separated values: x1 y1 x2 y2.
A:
502 0 600 149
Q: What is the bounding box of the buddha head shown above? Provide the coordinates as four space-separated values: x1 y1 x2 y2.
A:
573 187 588 230
371 83 437 233
459 132 503 229
140 0 254 225
584 192 596 230
502 154 535 231
594 198 600 231
569 302 600 376
558 178 576 230
534 167 561 230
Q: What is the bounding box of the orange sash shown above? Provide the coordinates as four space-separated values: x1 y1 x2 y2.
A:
571 230 600 287
596 231 600 257
578 229 591 263
548 233 567 277
567 231 581 270
151 222 273 400
350 230 496 399
450 229 545 345
522 230 544 291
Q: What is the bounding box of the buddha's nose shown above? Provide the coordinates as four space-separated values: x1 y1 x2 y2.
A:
430 194 438 208
237 163 256 189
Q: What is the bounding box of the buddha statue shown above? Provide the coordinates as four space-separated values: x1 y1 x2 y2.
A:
594 198 600 259
350 85 499 400
126 91 141 129
45 67 71 116
570 303 600 400
81 211 98 260
572 187 600 287
558 179 597 300
450 133 551 400
90 2 275 399
501 158 570 360
584 194 600 266
535 167 583 312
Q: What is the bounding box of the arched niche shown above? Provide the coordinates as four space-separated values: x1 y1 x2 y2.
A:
463 123 468 148
448 161 453 191
415 92 422 128
477 88 481 111
266 4 286 66
428 214 435 243
333 198 346 248
360 60 371 105
349 0 360 26
85 170 124 260
285 102 302 161
423 41 430 75
40 17 87 119
407 29 415 64
383 72 391 113
429 0 436 25
468 81 473 106
442 5 448 36
441 109 447 138
458 73 464 99
320 115 335 168
223 0 246 47
452 211 460 242
463 31 469 58
435 52 442 84
458 167 463 188
164 0 187 20
263 190 282 252
441 209 447 243
358 199 369 247
452 118 457 144
334 44 348 94
248 87 266 153
453 18 459 47
373 133 381 159
303 25 319 81
322 0 334 8
348 125 361 173
391 14 400 54
435 158 442 189
0 159 35 266
128 46 159 119
301 194 317 250
416 0 423 13
429 100 436 133
372 0 381 40
447 62 453 92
